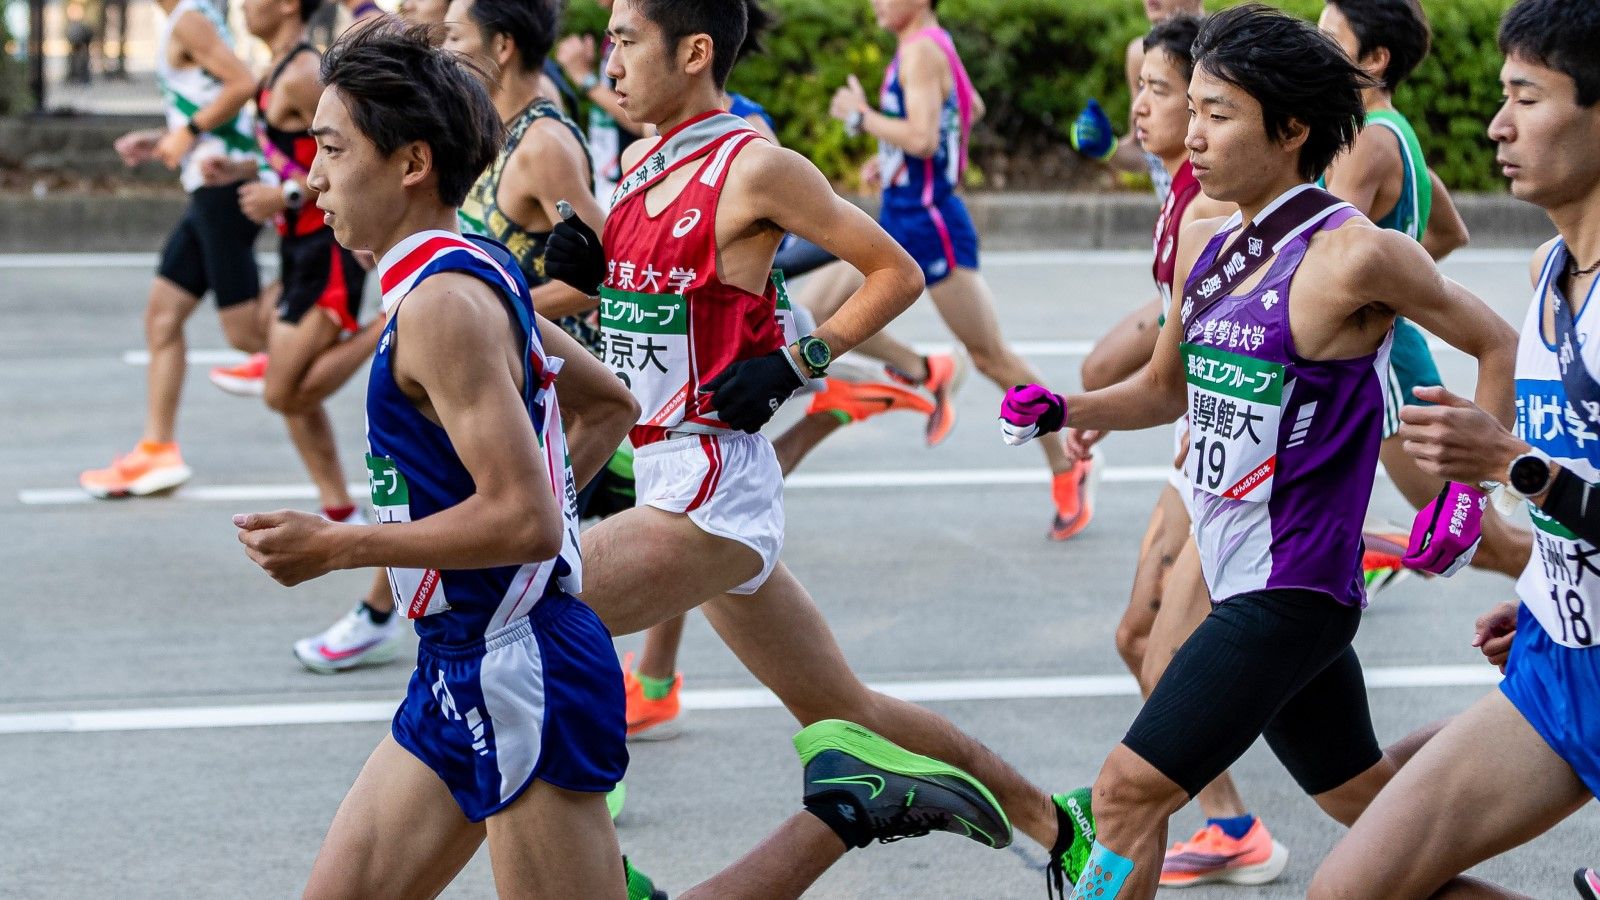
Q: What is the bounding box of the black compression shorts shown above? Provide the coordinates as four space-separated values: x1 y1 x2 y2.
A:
278 227 366 330
1122 587 1383 797
157 182 262 309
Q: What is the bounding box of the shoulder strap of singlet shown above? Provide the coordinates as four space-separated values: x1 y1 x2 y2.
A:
902 26 975 174
1182 185 1351 326
609 110 758 209
1546 241 1600 429
1365 111 1432 240
263 42 316 94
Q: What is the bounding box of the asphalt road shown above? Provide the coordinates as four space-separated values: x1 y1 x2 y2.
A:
2 247 1594 899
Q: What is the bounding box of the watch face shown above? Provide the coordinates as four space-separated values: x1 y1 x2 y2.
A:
802 339 830 369
1511 455 1550 494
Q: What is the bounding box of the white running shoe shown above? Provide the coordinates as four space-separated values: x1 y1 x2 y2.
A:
294 602 405 674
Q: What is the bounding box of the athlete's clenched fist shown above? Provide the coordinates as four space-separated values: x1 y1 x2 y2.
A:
544 200 606 297
701 350 806 434
999 384 1067 446
235 509 341 587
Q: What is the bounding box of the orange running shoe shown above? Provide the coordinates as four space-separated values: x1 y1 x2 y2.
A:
1362 526 1415 596
1049 451 1100 541
79 441 192 498
920 351 968 447
621 652 682 741
209 352 268 397
806 378 934 423
1160 818 1289 887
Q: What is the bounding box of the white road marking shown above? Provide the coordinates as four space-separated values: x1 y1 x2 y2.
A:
122 349 248 366
0 665 1501 735
17 466 1180 506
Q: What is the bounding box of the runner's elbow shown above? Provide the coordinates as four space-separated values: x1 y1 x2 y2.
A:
510 510 565 563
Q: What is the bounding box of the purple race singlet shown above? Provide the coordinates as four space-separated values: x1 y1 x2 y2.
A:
1180 185 1391 607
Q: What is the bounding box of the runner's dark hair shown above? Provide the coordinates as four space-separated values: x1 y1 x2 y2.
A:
1325 0 1431 93
320 19 502 207
467 0 560 73
634 0 746 88
734 0 771 64
1498 0 1600 107
1193 3 1373 181
1143 13 1202 82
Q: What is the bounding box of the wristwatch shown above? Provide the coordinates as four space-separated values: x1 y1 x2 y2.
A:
281 180 306 210
185 119 202 137
1506 447 1556 502
794 335 832 379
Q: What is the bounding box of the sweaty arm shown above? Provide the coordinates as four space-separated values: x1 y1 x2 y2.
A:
860 40 946 158
507 125 608 320
1421 169 1470 261
729 143 923 356
173 11 255 130
1347 228 1518 424
339 276 567 570
1062 217 1213 432
535 316 637 490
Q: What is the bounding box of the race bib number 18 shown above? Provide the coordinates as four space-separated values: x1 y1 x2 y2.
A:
1181 342 1284 501
1526 506 1600 648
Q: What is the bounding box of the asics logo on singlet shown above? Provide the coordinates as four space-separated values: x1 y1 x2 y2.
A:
432 670 490 756
672 208 702 238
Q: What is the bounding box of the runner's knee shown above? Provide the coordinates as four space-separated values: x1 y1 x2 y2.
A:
1092 747 1187 835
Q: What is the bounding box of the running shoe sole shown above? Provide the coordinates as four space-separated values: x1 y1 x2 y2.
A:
293 634 404 674
795 718 1012 849
208 371 266 397
1161 839 1289 888
81 464 194 499
626 717 683 742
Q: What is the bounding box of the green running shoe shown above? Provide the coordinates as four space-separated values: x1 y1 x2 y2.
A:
607 782 626 821
623 855 665 900
794 719 1012 849
1047 788 1097 898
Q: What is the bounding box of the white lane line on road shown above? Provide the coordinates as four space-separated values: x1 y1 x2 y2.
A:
0 665 1501 735
123 349 247 365
17 466 1178 506
3 248 1534 270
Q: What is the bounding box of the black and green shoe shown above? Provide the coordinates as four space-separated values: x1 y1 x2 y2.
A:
623 855 666 900
794 719 1013 850
1046 788 1097 898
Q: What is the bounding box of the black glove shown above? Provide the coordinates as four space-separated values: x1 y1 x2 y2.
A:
700 350 806 433
544 201 606 297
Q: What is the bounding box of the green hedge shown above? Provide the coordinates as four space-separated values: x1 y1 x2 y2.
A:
564 0 1515 191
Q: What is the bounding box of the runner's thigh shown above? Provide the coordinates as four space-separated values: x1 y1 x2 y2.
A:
484 780 626 900
304 734 484 900
1309 690 1591 900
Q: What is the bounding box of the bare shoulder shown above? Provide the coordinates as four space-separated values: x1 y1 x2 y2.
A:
1531 236 1562 286
901 36 949 77
514 117 585 169
396 272 507 346
726 140 825 196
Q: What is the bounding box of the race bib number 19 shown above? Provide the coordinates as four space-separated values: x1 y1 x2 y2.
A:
1182 342 1284 501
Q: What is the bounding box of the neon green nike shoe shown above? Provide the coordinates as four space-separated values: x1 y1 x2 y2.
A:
1047 788 1098 897
624 855 665 900
794 719 1012 849
607 782 626 821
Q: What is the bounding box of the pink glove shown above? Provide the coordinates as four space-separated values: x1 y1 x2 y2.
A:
999 384 1066 446
1402 482 1486 577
